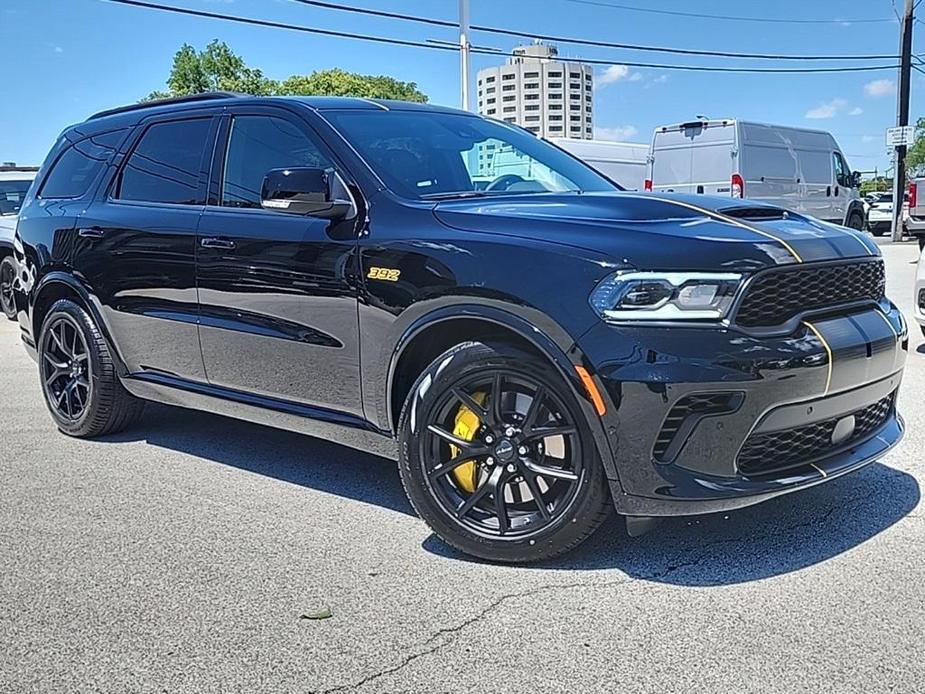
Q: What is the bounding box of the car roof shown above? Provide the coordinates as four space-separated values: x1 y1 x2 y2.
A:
0 170 38 182
80 93 473 132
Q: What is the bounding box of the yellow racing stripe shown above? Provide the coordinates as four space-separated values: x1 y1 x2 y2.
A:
803 320 833 395
622 194 804 263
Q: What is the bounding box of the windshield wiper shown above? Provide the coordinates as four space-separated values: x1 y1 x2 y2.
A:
420 191 492 200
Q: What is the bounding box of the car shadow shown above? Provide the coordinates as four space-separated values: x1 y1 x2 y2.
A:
104 403 919 586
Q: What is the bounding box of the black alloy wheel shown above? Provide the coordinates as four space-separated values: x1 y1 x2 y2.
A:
398 341 611 563
424 370 583 539
41 315 92 421
37 299 144 437
0 257 16 320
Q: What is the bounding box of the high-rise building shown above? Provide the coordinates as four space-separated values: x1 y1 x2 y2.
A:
476 43 593 140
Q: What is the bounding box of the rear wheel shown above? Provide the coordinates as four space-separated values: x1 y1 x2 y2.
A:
397 341 611 563
38 299 143 437
0 256 16 320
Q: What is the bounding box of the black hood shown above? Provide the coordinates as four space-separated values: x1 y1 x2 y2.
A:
433 192 878 272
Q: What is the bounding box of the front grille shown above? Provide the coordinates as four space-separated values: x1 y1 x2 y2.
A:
737 393 894 476
653 392 741 461
734 260 885 328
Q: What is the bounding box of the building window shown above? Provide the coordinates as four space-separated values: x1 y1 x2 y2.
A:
502 84 516 91
502 95 515 102
548 93 562 100
524 82 539 90
486 98 495 104
548 82 562 89
548 103 562 110
503 106 516 113
525 94 539 101
549 125 563 132
504 117 516 122
570 83 581 91
585 73 592 80
485 75 495 83
570 126 581 133
525 104 539 111
524 71 539 78
486 109 496 115
527 126 540 133
525 115 540 122
548 71 562 77
570 104 581 111
549 115 562 121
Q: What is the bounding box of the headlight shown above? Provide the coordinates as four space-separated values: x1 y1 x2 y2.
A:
590 271 742 321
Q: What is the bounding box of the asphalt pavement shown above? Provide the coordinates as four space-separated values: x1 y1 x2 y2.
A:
1 237 923 693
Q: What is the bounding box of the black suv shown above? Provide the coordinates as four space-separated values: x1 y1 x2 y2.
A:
12 94 907 562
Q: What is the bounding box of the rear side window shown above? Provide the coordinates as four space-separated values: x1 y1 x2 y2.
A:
221 115 330 209
117 119 211 205
40 134 120 199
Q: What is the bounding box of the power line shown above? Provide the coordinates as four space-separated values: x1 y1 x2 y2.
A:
99 0 900 74
562 0 897 25
292 0 900 61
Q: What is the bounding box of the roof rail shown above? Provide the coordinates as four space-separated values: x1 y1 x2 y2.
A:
88 92 243 121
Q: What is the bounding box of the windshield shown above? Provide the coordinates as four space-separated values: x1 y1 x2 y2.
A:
324 110 620 199
0 179 33 215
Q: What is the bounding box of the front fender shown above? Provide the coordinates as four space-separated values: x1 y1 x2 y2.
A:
379 300 624 492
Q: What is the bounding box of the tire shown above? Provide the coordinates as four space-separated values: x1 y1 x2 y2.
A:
397 340 612 563
846 212 864 231
0 256 17 320
37 299 143 437
871 226 886 237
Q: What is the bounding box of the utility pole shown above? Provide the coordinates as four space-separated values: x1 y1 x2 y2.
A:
892 0 914 242
459 0 471 111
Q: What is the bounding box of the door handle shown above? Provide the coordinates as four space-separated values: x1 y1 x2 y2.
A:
834 186 840 196
200 237 236 250
826 186 832 197
77 227 105 239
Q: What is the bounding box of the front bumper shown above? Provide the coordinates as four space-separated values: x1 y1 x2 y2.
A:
578 300 907 516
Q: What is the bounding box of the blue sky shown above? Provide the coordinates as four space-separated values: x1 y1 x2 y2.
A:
1 0 920 174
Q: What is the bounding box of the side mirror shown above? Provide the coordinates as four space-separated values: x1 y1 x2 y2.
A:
260 167 353 219
852 171 862 188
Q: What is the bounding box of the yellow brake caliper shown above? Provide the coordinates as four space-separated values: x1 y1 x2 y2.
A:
449 392 486 494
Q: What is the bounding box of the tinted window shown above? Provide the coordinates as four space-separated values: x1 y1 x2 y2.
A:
0 178 34 215
221 116 330 209
118 119 211 204
40 134 119 199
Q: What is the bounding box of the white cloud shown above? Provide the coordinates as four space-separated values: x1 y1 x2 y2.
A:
594 125 639 141
805 98 847 119
596 65 635 88
849 106 863 116
53 46 63 54
864 79 895 98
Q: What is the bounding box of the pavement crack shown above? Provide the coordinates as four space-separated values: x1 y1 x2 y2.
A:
315 577 636 694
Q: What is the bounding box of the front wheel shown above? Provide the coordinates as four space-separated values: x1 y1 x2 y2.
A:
0 256 17 320
846 212 864 231
398 341 612 563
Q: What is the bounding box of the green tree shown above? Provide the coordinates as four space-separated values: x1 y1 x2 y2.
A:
144 40 277 100
905 116 925 177
277 68 427 102
145 42 428 104
860 176 893 196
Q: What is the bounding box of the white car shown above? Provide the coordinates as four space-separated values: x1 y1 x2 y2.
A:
866 191 909 237
915 246 925 337
0 167 37 320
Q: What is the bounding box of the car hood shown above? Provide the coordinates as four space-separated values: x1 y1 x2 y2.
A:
432 192 878 271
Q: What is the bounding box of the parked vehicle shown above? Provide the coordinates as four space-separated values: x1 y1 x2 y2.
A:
646 119 865 230
866 191 911 238
905 179 925 249
550 138 648 190
914 246 925 336
13 94 906 562
0 166 38 319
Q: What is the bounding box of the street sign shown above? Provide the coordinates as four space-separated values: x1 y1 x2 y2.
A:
886 125 916 147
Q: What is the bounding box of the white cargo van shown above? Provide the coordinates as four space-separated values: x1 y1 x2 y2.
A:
646 119 865 229
550 138 648 190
